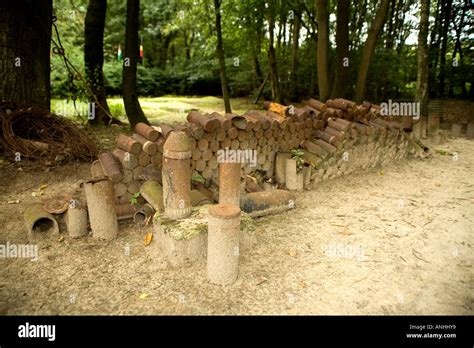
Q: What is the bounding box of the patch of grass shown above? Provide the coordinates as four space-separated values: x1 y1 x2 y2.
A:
108 101 126 120
51 99 89 122
53 96 262 126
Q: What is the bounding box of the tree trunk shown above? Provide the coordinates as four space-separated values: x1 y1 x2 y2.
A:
354 0 390 103
252 50 263 86
331 0 349 99
267 0 281 103
251 14 264 86
122 0 149 128
385 0 396 49
415 0 430 129
183 30 193 61
380 0 396 100
450 2 467 97
350 0 367 51
438 0 452 97
289 13 301 101
315 0 330 102
85 0 111 125
428 0 442 97
214 0 231 113
309 33 317 97
0 0 52 110
157 34 172 70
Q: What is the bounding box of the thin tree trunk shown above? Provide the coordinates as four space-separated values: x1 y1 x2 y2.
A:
214 0 231 113
122 0 149 127
438 0 453 97
331 0 349 98
451 3 467 97
0 0 52 110
85 0 111 125
157 34 171 70
385 0 396 49
348 0 358 51
183 30 192 61
250 13 263 86
415 0 430 129
395 1 409 54
351 0 367 51
380 0 396 100
267 0 281 103
254 73 270 104
283 20 291 96
290 13 301 101
309 33 318 97
252 52 263 86
428 0 442 97
354 0 390 103
277 15 283 51
315 0 330 102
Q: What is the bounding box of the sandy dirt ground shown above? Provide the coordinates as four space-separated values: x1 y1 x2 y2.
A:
0 137 473 315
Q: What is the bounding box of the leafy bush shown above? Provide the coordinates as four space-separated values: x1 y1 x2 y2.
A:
290 149 305 174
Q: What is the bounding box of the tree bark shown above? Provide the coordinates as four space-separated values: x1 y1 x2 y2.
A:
157 33 173 70
353 0 390 103
331 0 350 99
250 12 264 86
438 0 453 97
85 0 111 125
0 0 52 110
309 33 317 97
290 13 301 101
385 0 396 49
267 0 282 103
122 0 149 127
350 0 367 51
428 0 442 97
414 0 430 130
315 0 330 102
450 2 467 97
214 0 232 113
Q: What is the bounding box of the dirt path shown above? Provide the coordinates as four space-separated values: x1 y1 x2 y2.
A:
1 138 473 315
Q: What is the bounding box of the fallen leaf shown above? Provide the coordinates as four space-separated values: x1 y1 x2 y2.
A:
139 293 149 299
379 170 385 176
288 249 298 257
7 199 20 204
39 184 48 190
299 280 306 289
330 223 346 227
338 229 354 236
144 232 153 246
57 235 64 242
31 192 38 197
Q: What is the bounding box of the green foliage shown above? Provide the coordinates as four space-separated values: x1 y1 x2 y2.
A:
107 101 126 120
290 149 305 174
130 192 141 205
50 0 472 102
51 0 88 100
191 172 205 184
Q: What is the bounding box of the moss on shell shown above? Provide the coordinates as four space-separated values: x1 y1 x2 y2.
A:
153 204 256 241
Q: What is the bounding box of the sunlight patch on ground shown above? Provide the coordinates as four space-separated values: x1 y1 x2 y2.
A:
52 96 259 125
